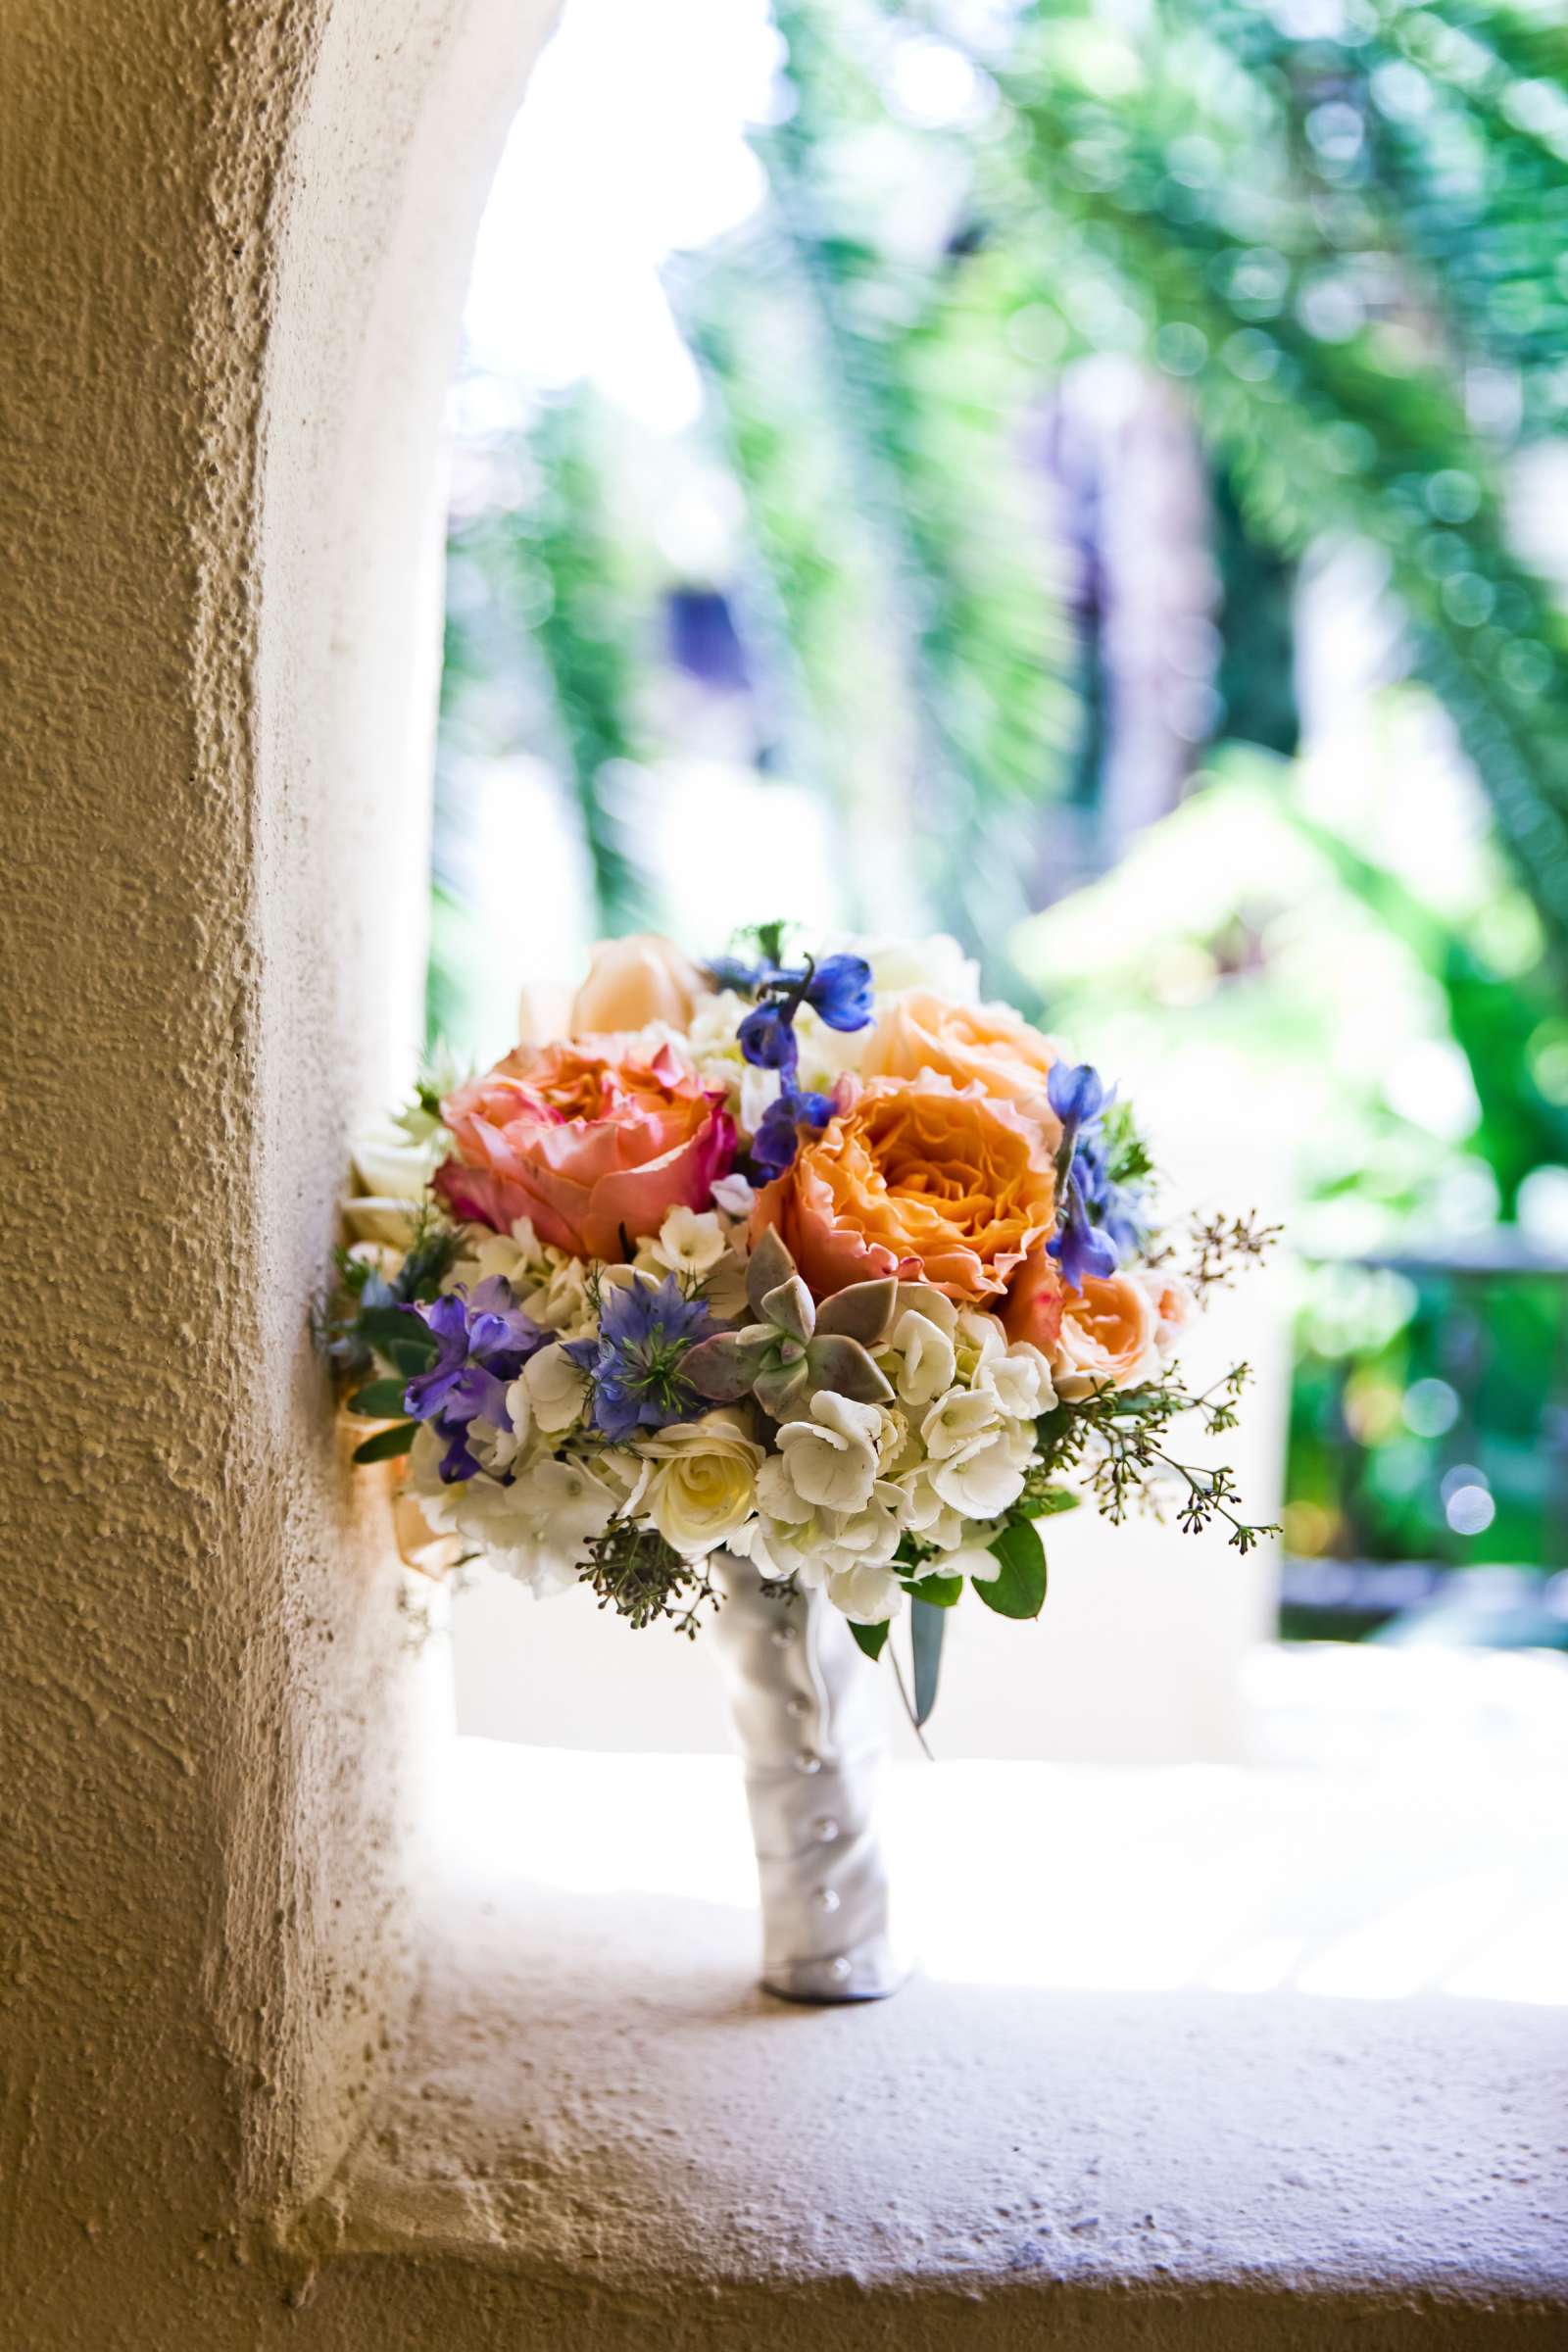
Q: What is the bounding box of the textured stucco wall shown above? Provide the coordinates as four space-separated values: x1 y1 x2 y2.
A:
0 1 549 2340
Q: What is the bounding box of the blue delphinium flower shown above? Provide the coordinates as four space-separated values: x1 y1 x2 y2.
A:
749 1085 835 1183
802 953 874 1031
737 1001 800 1077
403 1277 544 1482
566 1274 714 1441
1046 1061 1133 1293
734 950 874 1077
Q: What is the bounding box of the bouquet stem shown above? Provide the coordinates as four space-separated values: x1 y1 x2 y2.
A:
710 1554 906 2003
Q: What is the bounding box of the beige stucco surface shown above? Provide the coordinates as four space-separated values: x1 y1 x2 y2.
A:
4 0 1566 2344
0 0 549 2340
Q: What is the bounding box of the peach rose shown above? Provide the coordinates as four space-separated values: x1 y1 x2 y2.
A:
569 933 701 1037
1002 1241 1067 1358
1052 1272 1161 1399
435 1041 734 1261
861 991 1062 1137
754 1076 1055 1303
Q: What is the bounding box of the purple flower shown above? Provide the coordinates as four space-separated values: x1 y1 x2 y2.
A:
403 1277 544 1482
572 1274 714 1441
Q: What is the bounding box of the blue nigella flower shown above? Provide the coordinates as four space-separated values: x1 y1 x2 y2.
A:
565 1274 714 1442
403 1277 544 1483
748 1085 835 1183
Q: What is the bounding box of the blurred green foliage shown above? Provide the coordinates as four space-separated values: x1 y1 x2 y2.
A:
434 0 1568 1580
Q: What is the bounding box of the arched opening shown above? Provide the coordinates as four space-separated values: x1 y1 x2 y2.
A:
7 0 1565 2336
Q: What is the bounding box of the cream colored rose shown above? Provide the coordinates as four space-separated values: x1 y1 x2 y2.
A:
569 933 702 1037
640 1410 764 1556
1054 1272 1162 1398
344 1113 444 1247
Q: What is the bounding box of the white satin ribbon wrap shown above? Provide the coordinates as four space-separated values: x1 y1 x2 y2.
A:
710 1554 906 2002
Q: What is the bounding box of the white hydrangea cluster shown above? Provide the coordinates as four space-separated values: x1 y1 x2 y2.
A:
730 1297 1055 1622
389 1198 1060 1626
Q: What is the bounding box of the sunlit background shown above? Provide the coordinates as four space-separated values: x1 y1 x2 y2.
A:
415 0 1568 2005
431 0 1568 1686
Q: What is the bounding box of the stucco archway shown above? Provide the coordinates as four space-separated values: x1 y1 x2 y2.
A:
7 8 1567 2346
3 2 555 2337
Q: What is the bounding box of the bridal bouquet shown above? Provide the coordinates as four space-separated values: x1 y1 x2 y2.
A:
326 928 1275 1672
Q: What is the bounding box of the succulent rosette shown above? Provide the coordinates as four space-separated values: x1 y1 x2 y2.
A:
326 925 1276 1715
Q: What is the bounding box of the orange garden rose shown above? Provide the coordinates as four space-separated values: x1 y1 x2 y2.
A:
861 991 1062 1138
1051 1270 1162 1398
435 1041 734 1261
754 1076 1056 1303
1002 1239 1067 1357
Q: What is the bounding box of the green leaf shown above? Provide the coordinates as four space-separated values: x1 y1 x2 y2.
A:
359 1305 437 1362
347 1379 411 1418
1033 1487 1080 1516
352 1420 419 1464
907 1572 962 1607
974 1520 1048 1620
849 1618 891 1662
910 1597 947 1727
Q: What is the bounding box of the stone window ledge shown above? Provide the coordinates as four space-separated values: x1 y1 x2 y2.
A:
307 1741 1568 2347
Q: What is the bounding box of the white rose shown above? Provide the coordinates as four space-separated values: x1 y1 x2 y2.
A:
638 1411 764 1557
849 933 980 1004
343 1112 443 1247
927 1421 1032 1520
921 1387 1003 1461
890 1307 956 1407
978 1342 1056 1420
774 1392 884 1514
522 1343 589 1434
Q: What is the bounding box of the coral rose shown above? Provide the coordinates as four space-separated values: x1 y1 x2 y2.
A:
435 1041 734 1262
569 933 701 1037
754 1076 1055 1304
1002 1240 1067 1358
861 991 1062 1136
1052 1271 1162 1399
